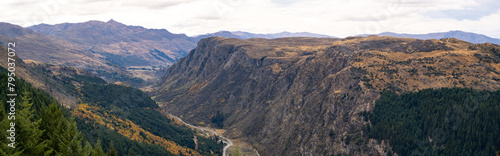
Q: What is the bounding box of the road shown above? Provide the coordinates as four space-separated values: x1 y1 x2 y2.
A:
168 114 233 156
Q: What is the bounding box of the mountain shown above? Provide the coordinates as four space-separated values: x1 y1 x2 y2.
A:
0 22 111 71
0 22 153 88
0 44 224 155
0 22 37 37
153 36 500 155
0 20 202 87
29 20 195 67
193 31 334 41
360 30 500 44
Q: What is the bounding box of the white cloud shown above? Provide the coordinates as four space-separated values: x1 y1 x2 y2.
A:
0 0 499 38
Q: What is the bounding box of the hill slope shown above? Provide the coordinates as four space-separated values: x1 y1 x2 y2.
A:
153 36 500 155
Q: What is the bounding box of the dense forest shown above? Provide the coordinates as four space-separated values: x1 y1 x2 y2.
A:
0 66 108 155
365 88 500 156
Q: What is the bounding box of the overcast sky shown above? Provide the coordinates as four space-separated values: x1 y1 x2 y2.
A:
1 0 499 38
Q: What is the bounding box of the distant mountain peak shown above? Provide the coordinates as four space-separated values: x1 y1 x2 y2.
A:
0 22 36 37
84 20 106 25
362 30 500 44
106 19 125 26
194 30 335 41
107 19 118 23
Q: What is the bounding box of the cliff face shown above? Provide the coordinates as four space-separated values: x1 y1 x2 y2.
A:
153 36 500 155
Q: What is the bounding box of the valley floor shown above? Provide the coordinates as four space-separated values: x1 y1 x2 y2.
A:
168 114 260 156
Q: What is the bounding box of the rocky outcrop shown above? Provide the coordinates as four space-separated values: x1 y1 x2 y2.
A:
153 36 500 155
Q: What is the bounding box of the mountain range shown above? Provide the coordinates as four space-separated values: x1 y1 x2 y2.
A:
29 20 195 66
2 20 500 155
193 31 335 41
359 30 500 44
0 20 345 87
1 20 498 87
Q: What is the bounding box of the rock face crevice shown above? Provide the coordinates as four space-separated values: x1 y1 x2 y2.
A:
153 36 500 155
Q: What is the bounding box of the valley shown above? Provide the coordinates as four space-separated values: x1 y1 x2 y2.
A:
1 19 500 155
0 44 225 155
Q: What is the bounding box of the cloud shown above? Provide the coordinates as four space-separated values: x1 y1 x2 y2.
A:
423 0 500 20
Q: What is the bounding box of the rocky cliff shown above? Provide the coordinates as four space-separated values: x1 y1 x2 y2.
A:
153 36 500 155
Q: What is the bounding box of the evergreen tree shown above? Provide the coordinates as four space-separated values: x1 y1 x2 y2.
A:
82 142 93 156
91 141 106 156
0 101 20 156
58 119 84 156
0 101 4 119
107 142 118 156
127 148 137 156
14 91 52 155
40 101 66 154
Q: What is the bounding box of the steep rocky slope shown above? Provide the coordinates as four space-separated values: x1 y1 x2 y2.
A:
153 36 500 155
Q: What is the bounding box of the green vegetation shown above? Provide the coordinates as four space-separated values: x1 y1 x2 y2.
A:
97 51 149 67
127 109 196 149
0 66 105 156
211 110 225 128
366 88 500 156
150 49 175 62
75 117 175 156
76 74 224 155
79 82 157 109
72 74 107 84
93 70 145 88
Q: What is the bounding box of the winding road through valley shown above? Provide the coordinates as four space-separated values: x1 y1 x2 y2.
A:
168 114 233 156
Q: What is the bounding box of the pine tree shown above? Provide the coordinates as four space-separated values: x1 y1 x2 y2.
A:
0 101 4 119
83 141 93 156
14 91 51 155
58 119 84 156
0 101 21 156
40 101 66 154
91 141 106 156
127 148 137 156
107 142 118 156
